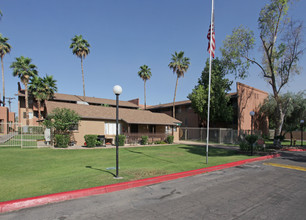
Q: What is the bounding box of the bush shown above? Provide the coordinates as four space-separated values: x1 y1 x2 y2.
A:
166 135 174 144
239 140 250 152
118 135 126 146
55 134 70 148
275 135 285 142
154 140 167 144
84 135 98 148
141 136 148 145
245 135 258 146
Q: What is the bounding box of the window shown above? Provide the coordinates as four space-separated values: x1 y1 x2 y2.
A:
23 112 33 119
105 122 121 135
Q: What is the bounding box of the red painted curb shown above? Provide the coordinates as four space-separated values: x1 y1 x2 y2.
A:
0 154 280 213
281 149 306 152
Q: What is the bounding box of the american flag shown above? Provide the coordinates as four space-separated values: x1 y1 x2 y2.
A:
207 24 215 58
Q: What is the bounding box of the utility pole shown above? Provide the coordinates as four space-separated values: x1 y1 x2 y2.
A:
6 97 15 112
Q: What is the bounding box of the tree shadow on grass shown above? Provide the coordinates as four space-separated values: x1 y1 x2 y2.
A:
123 148 174 163
179 145 238 157
85 166 116 177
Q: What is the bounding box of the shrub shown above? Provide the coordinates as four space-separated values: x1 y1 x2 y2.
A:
245 135 258 146
166 135 174 144
275 135 285 142
55 134 70 148
118 135 126 146
84 135 98 148
154 140 167 144
239 140 250 152
141 136 148 145
96 141 102 146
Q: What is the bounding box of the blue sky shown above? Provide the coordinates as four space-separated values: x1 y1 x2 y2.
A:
1 0 306 114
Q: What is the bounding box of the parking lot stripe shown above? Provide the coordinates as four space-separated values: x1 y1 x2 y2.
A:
263 163 306 172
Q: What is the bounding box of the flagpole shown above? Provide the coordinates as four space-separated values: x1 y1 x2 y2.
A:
206 0 214 164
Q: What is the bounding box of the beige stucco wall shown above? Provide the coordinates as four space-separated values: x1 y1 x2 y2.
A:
72 119 105 145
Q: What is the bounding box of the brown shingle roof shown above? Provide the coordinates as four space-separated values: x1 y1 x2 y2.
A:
147 100 191 110
45 101 181 126
17 90 139 109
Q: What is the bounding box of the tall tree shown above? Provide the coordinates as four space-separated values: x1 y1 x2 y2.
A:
138 65 152 110
260 91 306 144
42 74 57 101
29 75 57 120
69 35 90 99
11 56 38 125
29 76 45 120
221 0 304 140
188 58 233 127
0 34 12 106
168 51 190 118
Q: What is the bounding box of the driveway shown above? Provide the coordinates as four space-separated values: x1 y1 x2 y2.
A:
1 151 306 220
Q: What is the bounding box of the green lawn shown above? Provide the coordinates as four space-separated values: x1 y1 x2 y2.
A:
0 144 255 202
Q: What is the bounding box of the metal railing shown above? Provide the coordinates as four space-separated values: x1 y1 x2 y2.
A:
123 132 167 145
0 123 44 148
179 127 262 144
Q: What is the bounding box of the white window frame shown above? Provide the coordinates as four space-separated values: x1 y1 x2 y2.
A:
105 122 121 135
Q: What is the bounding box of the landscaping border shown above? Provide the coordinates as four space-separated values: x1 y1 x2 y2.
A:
0 154 280 213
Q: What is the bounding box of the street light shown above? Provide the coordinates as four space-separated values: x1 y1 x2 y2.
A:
250 111 255 156
113 85 122 179
301 120 304 148
250 111 255 135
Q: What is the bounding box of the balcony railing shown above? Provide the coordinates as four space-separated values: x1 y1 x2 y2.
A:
123 132 167 145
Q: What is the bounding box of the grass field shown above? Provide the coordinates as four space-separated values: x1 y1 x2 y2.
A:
0 144 256 202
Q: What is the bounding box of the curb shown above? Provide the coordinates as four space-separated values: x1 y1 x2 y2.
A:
281 149 306 152
0 154 280 213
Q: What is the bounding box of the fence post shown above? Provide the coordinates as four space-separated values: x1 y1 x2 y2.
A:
219 128 222 144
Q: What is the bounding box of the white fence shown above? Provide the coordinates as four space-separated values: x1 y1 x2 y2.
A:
0 123 44 148
179 127 262 144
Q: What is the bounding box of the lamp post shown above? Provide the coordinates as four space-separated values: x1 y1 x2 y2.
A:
301 120 304 148
250 111 255 156
113 85 122 179
250 111 255 135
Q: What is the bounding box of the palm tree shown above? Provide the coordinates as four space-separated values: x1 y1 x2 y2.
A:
168 51 190 118
69 35 90 99
42 74 57 101
11 56 38 125
29 76 45 120
29 75 57 120
138 65 152 110
0 34 12 106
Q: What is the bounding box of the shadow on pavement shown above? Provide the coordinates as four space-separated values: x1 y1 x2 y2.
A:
280 152 306 163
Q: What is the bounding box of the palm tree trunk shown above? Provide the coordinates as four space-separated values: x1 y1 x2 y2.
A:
1 57 5 107
25 82 29 126
173 76 179 118
81 57 86 100
144 80 146 110
37 99 41 120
